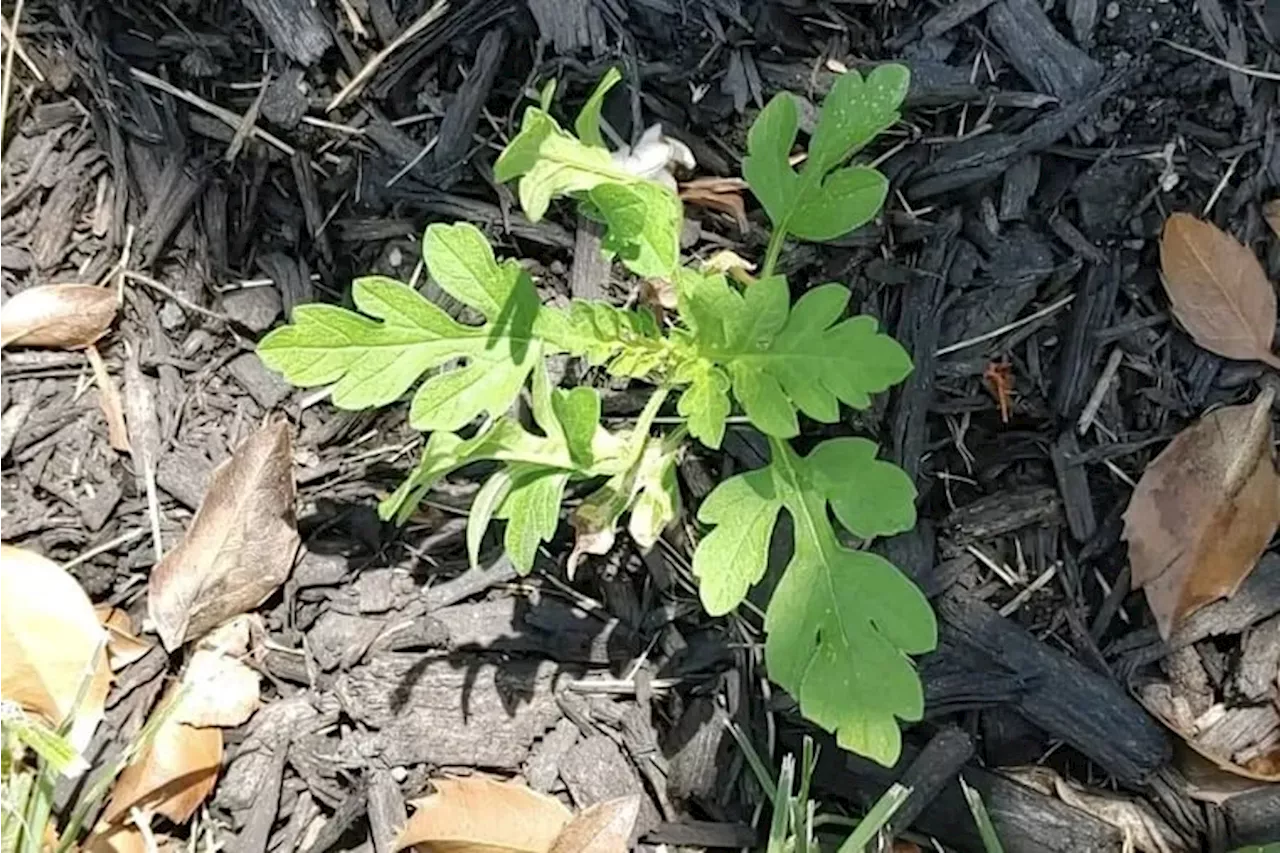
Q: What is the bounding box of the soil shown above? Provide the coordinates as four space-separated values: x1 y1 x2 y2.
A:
2 0 1279 850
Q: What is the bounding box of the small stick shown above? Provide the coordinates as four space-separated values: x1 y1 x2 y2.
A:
1076 347 1124 435
1160 39 1280 82
327 0 450 112
129 66 296 157
936 294 1076 356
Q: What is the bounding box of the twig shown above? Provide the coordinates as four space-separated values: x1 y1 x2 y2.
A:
129 66 297 156
0 8 43 82
61 528 147 571
122 270 231 323
1076 347 1124 435
935 294 1076 356
327 0 450 112
1159 38 1280 82
0 0 27 142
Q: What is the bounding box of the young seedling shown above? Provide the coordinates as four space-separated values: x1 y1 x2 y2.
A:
258 66 935 765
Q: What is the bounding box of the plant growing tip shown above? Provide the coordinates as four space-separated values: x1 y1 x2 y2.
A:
256 64 931 766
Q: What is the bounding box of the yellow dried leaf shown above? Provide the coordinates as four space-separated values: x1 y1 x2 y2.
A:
0 284 118 348
396 776 572 852
1124 389 1280 638
1 544 111 752
101 683 222 826
148 419 300 650
1159 212 1280 368
94 606 154 670
1264 199 1280 239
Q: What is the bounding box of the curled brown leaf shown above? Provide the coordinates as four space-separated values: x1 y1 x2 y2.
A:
148 418 299 650
0 284 118 349
395 776 572 852
1124 388 1280 638
1159 213 1279 368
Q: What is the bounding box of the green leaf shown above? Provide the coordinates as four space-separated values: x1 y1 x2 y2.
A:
539 300 673 379
675 359 731 449
680 275 912 440
691 436 933 766
377 370 632 566
575 66 622 148
495 97 684 278
468 468 514 568
498 467 570 573
743 65 908 245
258 223 542 433
589 181 682 278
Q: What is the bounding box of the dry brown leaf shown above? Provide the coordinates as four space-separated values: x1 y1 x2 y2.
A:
548 796 640 853
680 177 749 232
1 544 112 752
1264 199 1280 239
1159 212 1280 368
101 682 222 826
395 776 572 852
86 344 132 453
1005 766 1182 853
148 418 299 650
94 606 154 671
172 616 261 727
1137 684 1280 786
0 284 118 349
1124 388 1280 639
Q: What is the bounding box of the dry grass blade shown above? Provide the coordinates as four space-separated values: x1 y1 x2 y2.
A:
1159 212 1279 368
395 776 572 852
0 283 118 349
0 544 111 753
548 796 641 853
86 343 132 452
1124 388 1280 638
147 418 299 650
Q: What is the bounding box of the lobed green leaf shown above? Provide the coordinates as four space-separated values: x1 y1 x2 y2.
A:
743 65 909 246
691 436 931 766
675 274 912 443
258 223 544 433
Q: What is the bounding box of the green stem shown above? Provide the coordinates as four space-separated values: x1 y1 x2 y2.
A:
626 385 670 467
762 228 787 279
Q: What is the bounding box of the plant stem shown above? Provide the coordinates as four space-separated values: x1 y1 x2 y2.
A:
762 228 787 279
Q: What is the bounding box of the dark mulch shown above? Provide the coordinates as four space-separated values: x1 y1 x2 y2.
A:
3 0 1279 850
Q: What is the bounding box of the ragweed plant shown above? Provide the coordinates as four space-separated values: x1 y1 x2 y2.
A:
259 65 935 765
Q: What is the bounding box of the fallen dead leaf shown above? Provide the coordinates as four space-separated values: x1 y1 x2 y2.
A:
172 616 261 728
94 606 154 671
1124 388 1280 639
1264 199 1280 239
548 796 641 853
1 544 112 753
1159 212 1280 368
148 418 299 650
99 682 222 827
1006 765 1182 853
0 283 118 349
680 177 749 232
396 776 572 852
1137 682 1280 786
86 344 131 453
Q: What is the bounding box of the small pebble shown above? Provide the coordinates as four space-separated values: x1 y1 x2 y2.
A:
1106 2 1120 18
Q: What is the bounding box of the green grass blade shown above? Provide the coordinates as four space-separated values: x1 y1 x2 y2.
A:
834 782 912 853
960 776 1005 853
